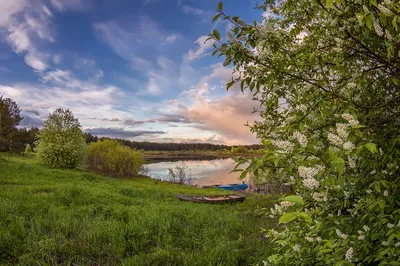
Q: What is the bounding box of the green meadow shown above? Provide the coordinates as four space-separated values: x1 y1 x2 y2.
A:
0 155 277 266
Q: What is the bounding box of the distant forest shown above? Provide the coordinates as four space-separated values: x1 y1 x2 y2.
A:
84 133 262 151
3 127 261 152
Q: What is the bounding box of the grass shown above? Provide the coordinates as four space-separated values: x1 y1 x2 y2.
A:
0 154 278 266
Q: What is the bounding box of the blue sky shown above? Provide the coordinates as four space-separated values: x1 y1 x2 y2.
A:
0 0 264 145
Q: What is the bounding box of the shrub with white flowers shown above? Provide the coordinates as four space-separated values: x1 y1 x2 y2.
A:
212 0 400 264
37 109 86 169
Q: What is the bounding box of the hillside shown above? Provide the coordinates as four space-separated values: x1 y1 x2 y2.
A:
0 155 277 265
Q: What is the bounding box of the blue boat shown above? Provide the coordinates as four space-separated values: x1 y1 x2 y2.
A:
218 183 248 191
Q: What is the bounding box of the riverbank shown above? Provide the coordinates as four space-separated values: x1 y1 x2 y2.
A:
0 155 278 265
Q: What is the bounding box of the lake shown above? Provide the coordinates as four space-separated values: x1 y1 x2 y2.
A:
145 157 249 186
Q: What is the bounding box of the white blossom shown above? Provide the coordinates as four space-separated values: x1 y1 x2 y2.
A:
281 201 295 207
382 241 389 246
293 131 308 148
387 223 394 228
373 20 384 37
316 237 322 242
293 244 301 252
378 4 393 16
343 141 355 151
345 247 354 262
395 242 400 248
327 133 343 146
303 177 320 189
272 140 295 153
358 235 365 240
336 123 349 139
305 236 314 242
363 225 370 231
384 190 389 197
312 192 327 202
341 113 354 121
336 229 348 239
298 166 318 179
366 189 372 194
348 157 356 168
348 83 357 89
385 30 393 41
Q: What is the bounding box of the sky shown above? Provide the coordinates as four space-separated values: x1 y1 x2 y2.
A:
0 0 264 145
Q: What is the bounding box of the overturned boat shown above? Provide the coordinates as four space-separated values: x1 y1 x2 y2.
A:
175 194 246 204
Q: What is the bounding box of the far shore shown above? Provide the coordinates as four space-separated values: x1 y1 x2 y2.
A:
143 150 261 162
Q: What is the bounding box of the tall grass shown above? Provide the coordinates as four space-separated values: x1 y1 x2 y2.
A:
0 154 278 265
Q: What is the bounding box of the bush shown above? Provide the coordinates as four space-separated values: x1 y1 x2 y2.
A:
85 140 145 178
37 109 86 169
215 0 400 264
24 144 32 153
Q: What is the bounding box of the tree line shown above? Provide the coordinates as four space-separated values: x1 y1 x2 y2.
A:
84 132 261 152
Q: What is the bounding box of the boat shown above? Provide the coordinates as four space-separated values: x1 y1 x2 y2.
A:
175 194 246 204
218 183 248 191
202 184 220 189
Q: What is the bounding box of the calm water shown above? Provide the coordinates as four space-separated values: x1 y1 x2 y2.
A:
145 158 249 186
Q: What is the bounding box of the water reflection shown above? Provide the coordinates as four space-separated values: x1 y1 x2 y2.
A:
145 158 249 186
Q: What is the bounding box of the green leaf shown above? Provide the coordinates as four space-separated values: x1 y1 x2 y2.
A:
328 146 336 161
217 2 223 11
365 143 377 153
336 158 345 173
298 212 312 224
366 15 373 29
283 195 304 205
326 0 332 8
212 13 222 23
369 0 377 7
279 212 298 224
356 13 365 23
393 16 398 31
213 29 220 41
223 59 231 67
239 171 247 180
232 16 239 23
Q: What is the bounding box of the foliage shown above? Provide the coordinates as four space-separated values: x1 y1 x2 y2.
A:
213 0 400 264
85 139 145 178
24 144 32 154
0 155 278 265
0 95 22 152
37 109 86 169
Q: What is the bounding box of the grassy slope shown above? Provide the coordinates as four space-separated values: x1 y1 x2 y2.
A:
0 155 277 266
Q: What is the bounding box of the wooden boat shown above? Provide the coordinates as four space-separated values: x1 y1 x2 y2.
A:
202 184 220 189
218 183 248 191
175 194 246 204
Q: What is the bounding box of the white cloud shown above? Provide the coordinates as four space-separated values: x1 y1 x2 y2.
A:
7 24 31 53
50 0 86 12
24 50 49 71
53 54 62 64
0 0 27 27
182 5 205 16
1 0 55 72
185 35 214 61
162 33 180 44
0 85 22 97
181 5 213 23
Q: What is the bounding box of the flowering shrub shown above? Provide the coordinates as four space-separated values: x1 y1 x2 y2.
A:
85 139 145 178
212 0 400 264
37 109 86 169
